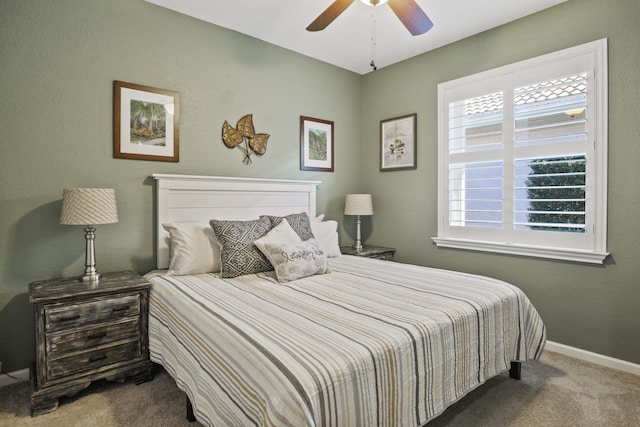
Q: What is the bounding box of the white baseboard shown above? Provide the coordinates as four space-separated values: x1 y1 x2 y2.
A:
545 341 640 376
0 368 30 388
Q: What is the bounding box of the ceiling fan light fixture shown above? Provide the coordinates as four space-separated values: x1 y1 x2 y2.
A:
307 0 432 36
360 0 389 6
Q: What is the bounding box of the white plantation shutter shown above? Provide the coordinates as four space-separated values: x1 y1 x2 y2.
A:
434 39 608 263
514 156 586 233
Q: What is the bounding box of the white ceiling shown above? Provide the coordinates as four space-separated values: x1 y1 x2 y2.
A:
145 0 567 75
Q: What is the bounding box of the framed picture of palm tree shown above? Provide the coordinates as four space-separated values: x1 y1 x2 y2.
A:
300 116 334 172
113 81 180 162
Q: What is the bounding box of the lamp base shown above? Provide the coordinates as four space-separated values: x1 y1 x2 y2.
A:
79 272 101 282
353 215 363 253
80 226 101 283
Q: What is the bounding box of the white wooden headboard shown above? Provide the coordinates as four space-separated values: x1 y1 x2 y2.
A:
151 174 321 269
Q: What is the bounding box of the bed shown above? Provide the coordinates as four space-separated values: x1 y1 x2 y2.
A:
146 173 546 427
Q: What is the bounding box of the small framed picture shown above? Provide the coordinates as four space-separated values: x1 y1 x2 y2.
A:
380 113 417 171
113 81 180 162
300 116 334 172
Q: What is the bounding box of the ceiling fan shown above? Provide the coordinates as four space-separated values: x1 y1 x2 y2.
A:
306 0 433 36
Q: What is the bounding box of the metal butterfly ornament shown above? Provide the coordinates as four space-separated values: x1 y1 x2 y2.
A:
221 114 270 164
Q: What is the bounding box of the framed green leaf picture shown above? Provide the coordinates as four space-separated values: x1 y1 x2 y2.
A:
300 116 334 172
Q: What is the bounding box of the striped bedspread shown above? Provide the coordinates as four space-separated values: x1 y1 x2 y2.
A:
146 255 545 427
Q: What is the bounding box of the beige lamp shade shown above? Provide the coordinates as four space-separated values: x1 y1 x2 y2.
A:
60 188 119 225
344 194 373 216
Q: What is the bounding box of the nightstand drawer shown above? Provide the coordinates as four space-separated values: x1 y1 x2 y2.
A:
46 318 140 355
47 340 142 381
368 252 394 261
45 294 140 332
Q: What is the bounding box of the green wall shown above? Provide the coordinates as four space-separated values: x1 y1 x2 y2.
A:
0 0 361 371
1 0 639 372
361 0 640 364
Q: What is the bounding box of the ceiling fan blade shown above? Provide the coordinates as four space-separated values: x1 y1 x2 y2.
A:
388 0 433 35
306 0 356 32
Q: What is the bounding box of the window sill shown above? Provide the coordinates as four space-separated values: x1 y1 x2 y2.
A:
431 237 609 264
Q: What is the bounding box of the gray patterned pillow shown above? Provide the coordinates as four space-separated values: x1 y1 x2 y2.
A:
261 212 314 241
209 217 273 278
258 239 330 283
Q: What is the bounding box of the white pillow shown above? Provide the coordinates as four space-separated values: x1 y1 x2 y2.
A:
253 219 302 254
310 220 341 257
162 222 221 275
311 214 325 222
259 239 330 282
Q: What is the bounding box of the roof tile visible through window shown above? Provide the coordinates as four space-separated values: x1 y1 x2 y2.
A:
465 74 587 115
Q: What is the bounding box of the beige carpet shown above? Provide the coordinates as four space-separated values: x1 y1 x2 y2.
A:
1 351 638 426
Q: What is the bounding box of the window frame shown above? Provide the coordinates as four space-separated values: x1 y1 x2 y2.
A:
433 39 608 264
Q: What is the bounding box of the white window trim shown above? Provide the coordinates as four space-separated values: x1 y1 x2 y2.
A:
433 39 608 264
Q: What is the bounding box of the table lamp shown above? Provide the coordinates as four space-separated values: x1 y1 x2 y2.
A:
344 194 373 252
60 188 118 282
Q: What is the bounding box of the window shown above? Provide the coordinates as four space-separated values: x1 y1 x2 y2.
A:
434 39 608 263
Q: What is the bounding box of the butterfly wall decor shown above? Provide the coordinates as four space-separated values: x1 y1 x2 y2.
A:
221 114 270 164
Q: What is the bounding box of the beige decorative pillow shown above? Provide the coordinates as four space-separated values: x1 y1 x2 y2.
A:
253 219 302 254
162 222 221 275
258 239 330 283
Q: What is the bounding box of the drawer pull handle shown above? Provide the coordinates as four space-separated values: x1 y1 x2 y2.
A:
112 305 130 312
60 315 80 322
89 355 107 363
88 332 107 340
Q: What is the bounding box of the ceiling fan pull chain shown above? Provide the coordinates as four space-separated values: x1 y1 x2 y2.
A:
370 7 378 71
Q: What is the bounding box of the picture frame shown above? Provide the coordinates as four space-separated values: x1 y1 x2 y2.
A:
300 116 334 172
113 81 180 162
380 113 417 171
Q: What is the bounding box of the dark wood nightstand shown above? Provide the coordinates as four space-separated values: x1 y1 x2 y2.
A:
340 245 396 261
28 270 154 416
